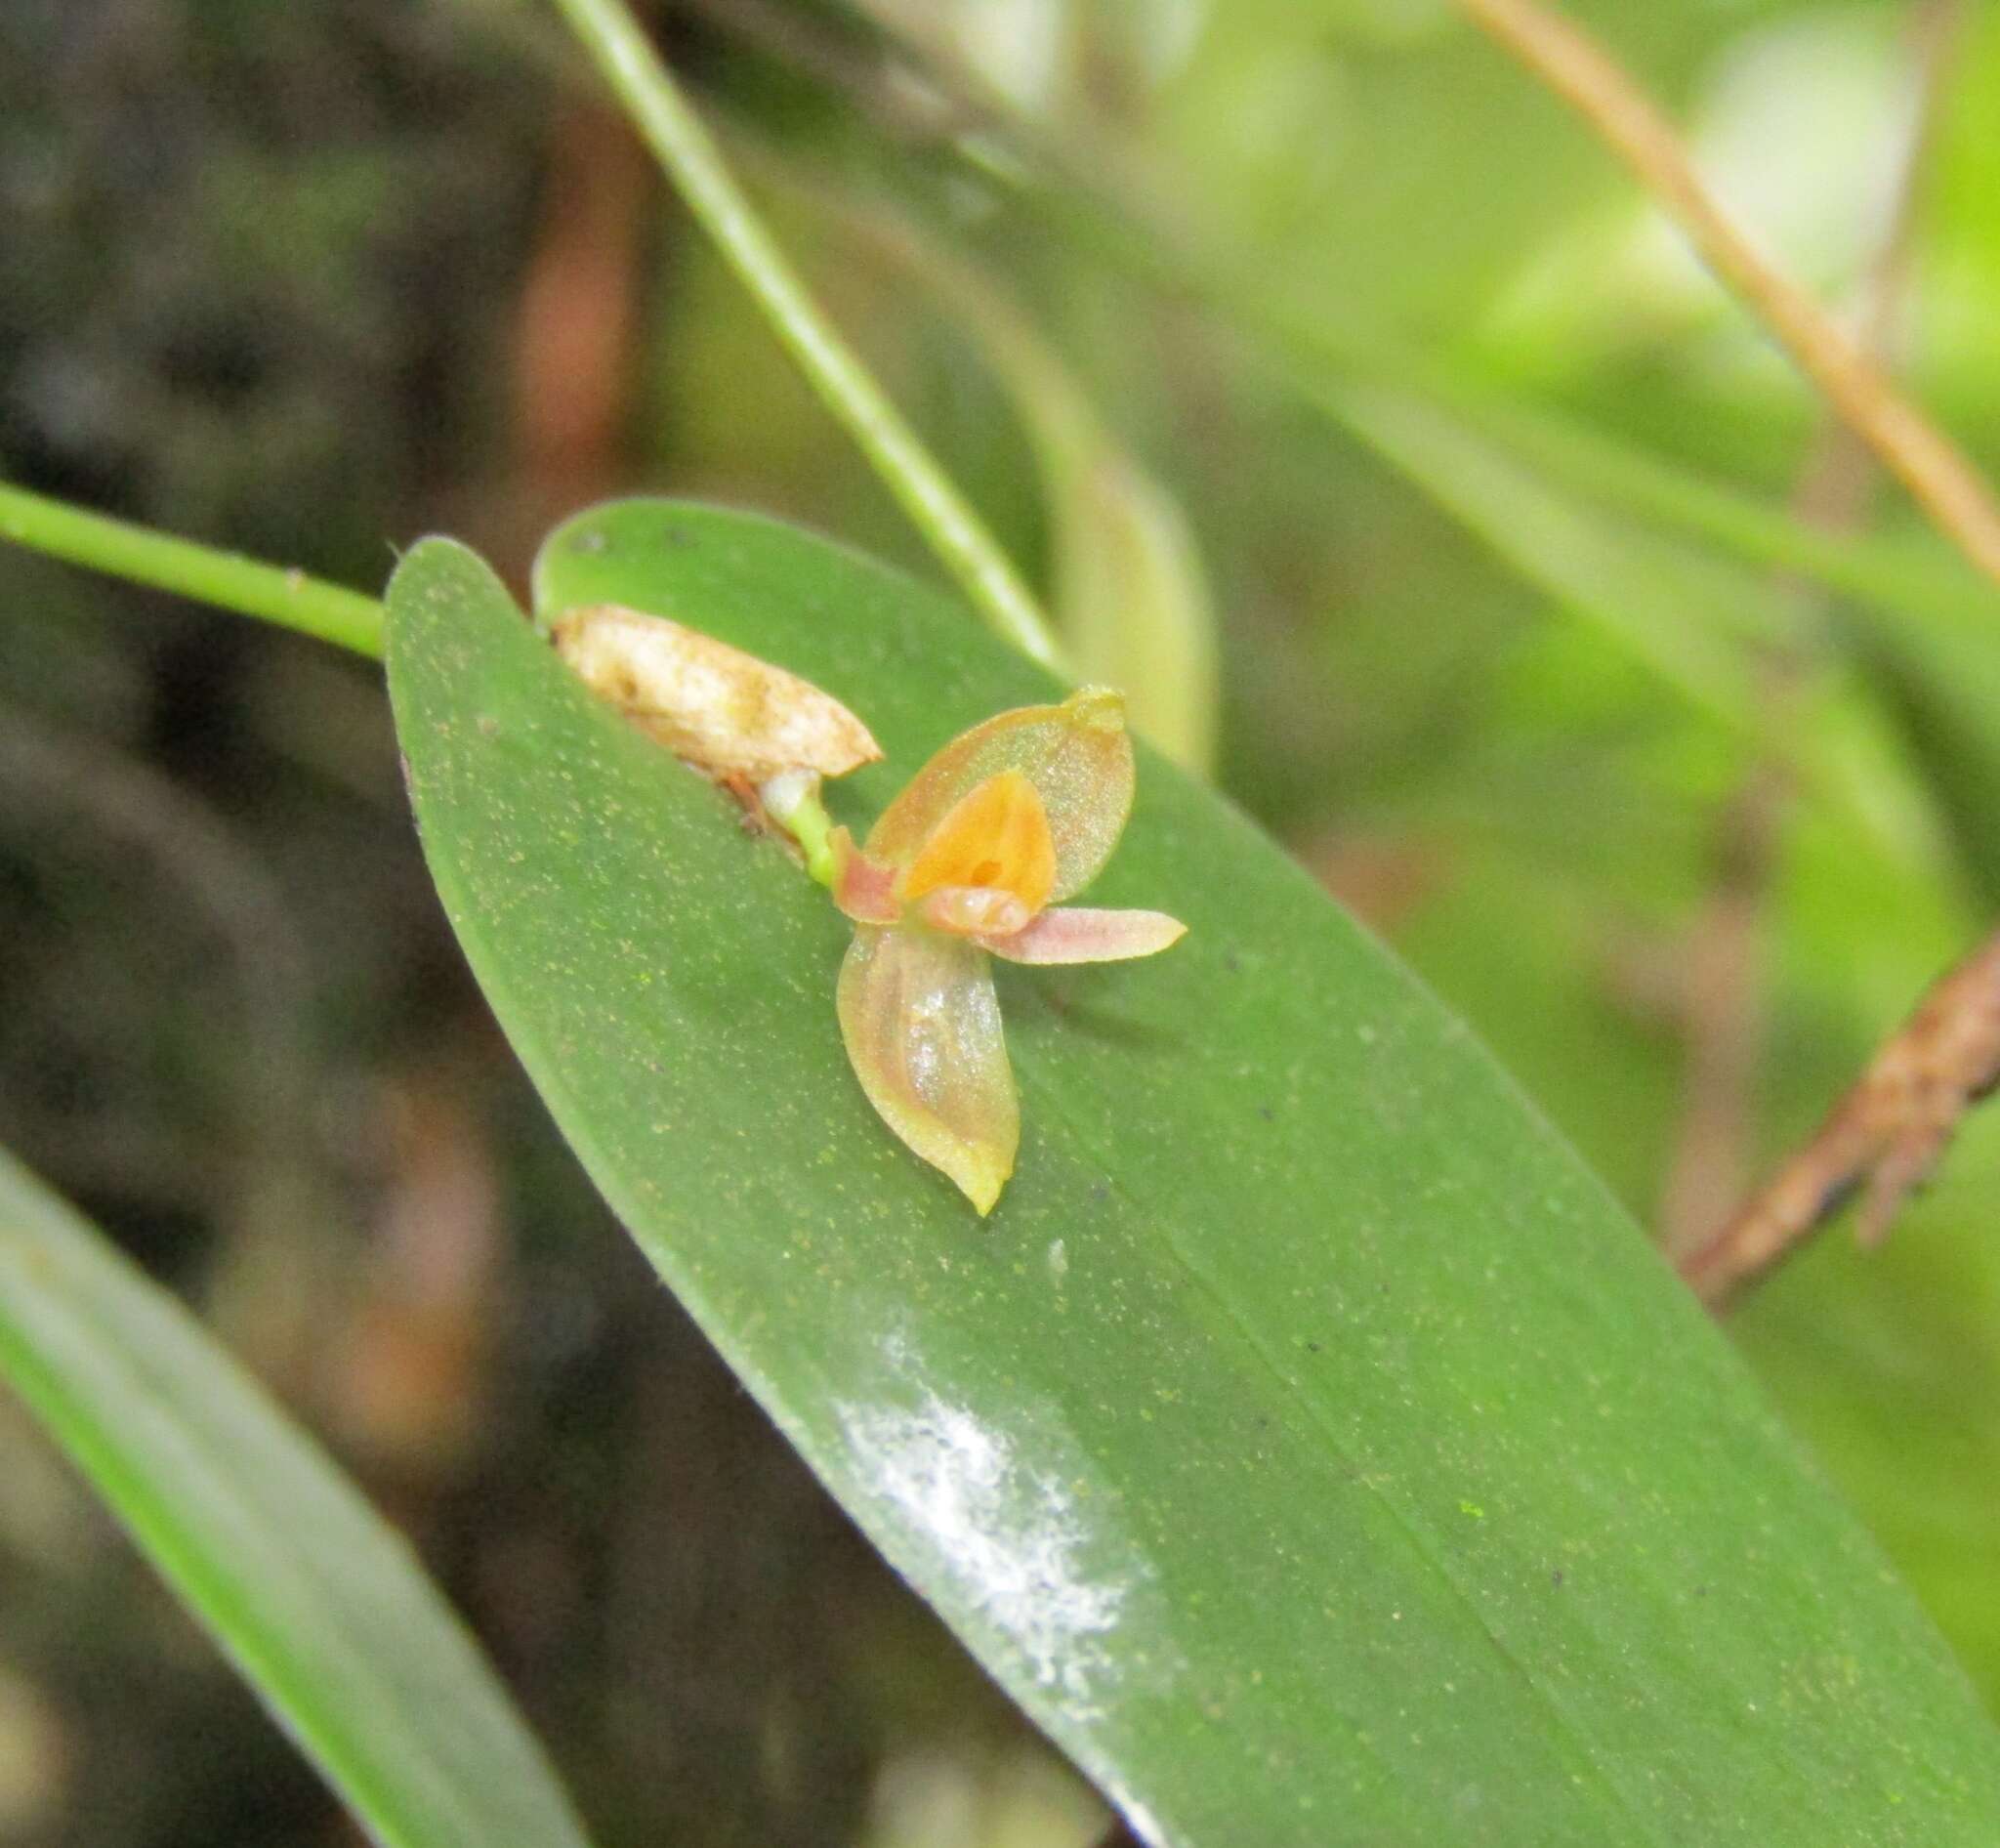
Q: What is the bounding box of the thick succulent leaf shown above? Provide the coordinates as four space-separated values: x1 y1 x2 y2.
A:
386 499 2000 1848
838 923 1020 1215
0 1148 596 1848
863 689 1134 902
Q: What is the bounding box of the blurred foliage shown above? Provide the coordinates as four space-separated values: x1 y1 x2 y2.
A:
4 0 2000 1842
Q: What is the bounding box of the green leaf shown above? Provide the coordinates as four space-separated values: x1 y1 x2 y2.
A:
389 499 2000 1846
1046 445 1218 779
882 227 1220 774
0 1148 596 1848
1322 381 1958 883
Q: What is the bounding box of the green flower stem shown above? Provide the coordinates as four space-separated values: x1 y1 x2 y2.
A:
760 771 840 888
0 480 384 658
544 0 1063 673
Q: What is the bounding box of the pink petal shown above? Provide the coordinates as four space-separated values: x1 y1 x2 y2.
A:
837 926 1019 1214
831 829 900 924
979 907 1188 965
864 689 1135 903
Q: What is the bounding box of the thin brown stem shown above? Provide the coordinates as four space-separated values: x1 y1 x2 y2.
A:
1680 927 2000 1307
1656 0 1965 1279
1457 0 2000 594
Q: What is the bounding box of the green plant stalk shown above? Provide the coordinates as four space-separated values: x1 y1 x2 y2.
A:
546 0 1062 673
760 771 841 887
816 186 1218 771
0 480 384 658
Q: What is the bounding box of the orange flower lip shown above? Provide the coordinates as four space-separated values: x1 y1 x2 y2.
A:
898 771 1057 918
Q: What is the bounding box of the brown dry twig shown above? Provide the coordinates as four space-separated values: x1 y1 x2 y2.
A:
1679 929 2000 1308
1656 0 1963 1264
1457 0 2000 594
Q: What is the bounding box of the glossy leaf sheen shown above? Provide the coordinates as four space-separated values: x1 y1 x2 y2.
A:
389 500 2000 1846
0 1149 595 1848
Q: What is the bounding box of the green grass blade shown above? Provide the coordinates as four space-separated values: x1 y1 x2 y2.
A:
0 1149 597 1848
846 213 1219 772
1322 380 1960 880
545 0 1060 670
390 500 2000 1847
0 477 384 657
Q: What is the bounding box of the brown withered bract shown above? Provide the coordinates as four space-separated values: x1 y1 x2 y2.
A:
1681 927 2000 1308
550 603 881 782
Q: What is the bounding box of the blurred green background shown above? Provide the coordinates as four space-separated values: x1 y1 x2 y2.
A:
4 1 1999 1843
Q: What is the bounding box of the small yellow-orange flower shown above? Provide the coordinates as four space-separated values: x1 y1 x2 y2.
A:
829 688 1186 1213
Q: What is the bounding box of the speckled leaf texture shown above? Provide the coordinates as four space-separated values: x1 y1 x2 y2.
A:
385 500 2000 1847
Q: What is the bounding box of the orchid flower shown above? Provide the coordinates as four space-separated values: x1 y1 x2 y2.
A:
549 612 1183 1215
825 688 1186 1214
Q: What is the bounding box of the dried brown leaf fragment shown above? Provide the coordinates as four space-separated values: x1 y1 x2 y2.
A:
1680 929 2000 1308
550 603 882 782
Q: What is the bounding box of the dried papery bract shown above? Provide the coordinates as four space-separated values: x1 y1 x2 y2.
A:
551 603 881 782
835 688 1185 1213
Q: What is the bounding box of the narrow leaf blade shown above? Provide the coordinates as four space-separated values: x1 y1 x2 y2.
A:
0 1148 596 1848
